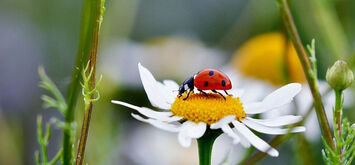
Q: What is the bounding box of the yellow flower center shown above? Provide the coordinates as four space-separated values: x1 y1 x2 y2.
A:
171 93 245 125
232 32 305 86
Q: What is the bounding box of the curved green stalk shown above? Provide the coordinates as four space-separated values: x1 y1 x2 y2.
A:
276 0 334 150
197 129 222 165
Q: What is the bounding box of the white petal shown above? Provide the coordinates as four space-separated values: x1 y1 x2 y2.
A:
233 128 251 148
131 113 181 132
263 83 301 104
162 116 184 122
221 125 240 144
163 80 179 93
178 121 207 148
228 88 245 98
245 116 302 127
178 132 192 148
232 121 279 157
244 83 301 114
243 102 263 114
181 121 207 138
242 118 306 135
210 115 235 129
138 63 174 109
111 100 182 122
156 81 177 105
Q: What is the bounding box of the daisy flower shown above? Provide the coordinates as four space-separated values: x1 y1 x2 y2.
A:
112 63 306 157
100 36 225 87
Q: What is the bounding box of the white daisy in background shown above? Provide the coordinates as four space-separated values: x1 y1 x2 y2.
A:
225 32 352 141
112 63 306 157
99 36 226 87
121 125 239 165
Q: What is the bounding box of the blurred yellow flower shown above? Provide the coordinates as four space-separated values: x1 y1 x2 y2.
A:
232 32 305 86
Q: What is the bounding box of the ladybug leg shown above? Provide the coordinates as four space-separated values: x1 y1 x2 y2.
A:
183 90 192 100
224 90 232 96
212 90 226 100
198 89 209 98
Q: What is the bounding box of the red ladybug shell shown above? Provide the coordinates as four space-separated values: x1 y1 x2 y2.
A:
194 69 232 90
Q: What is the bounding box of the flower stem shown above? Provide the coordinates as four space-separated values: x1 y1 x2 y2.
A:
74 0 105 164
276 0 335 150
334 90 343 134
197 129 222 165
63 0 105 163
37 116 49 164
75 103 93 165
334 89 343 157
49 149 63 165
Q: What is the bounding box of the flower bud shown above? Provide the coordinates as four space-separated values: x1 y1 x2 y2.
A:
326 60 354 91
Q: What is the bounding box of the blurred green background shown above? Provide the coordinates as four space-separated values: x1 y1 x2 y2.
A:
0 0 354 164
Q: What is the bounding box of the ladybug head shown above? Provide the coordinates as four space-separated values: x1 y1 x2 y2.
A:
178 85 185 97
178 76 195 97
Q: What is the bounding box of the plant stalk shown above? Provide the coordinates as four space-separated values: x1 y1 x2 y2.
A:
197 129 222 165
276 0 335 150
334 89 343 158
74 0 104 164
63 0 104 164
75 103 93 165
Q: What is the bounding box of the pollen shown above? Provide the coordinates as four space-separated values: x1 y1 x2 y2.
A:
171 93 245 125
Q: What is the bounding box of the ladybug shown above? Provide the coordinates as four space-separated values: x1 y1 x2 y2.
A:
178 69 232 100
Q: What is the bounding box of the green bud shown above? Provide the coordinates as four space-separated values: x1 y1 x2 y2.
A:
326 60 354 91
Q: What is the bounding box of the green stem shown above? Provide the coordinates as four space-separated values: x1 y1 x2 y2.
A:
334 90 342 135
75 103 93 165
35 151 40 165
49 149 63 165
63 0 105 164
334 89 343 158
74 0 104 164
37 116 49 164
276 0 335 150
197 129 222 165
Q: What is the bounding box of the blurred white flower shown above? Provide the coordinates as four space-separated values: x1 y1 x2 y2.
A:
225 68 336 141
112 63 305 157
226 32 352 141
100 36 226 87
121 125 238 165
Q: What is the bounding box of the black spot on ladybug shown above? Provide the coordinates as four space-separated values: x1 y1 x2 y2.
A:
221 80 226 87
204 81 208 87
209 71 214 76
